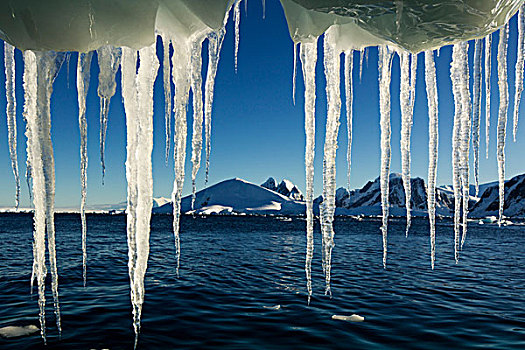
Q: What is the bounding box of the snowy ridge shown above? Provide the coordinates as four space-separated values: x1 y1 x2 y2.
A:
470 173 525 218
322 173 462 217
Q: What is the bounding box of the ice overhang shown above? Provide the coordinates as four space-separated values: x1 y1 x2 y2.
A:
0 0 523 53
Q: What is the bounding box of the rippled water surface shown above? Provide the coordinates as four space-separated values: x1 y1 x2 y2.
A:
0 213 524 349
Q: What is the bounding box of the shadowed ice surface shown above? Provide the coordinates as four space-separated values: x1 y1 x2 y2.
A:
0 214 524 349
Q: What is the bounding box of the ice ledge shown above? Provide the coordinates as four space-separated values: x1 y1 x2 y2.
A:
0 0 523 53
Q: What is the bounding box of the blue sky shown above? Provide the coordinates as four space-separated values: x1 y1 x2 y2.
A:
1 0 525 208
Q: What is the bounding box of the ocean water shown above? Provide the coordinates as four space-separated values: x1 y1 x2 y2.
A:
0 213 524 349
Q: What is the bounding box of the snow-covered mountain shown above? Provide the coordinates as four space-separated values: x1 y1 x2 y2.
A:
154 178 304 215
470 174 525 218
316 173 471 217
261 177 304 201
86 173 525 218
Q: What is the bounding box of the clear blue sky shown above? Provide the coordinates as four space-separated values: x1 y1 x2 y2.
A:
1 0 525 208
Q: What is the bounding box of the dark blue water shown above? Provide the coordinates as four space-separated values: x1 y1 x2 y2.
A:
0 213 524 349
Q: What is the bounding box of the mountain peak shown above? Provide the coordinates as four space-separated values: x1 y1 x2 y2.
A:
261 177 304 201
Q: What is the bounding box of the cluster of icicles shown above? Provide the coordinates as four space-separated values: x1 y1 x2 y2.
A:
2 0 525 344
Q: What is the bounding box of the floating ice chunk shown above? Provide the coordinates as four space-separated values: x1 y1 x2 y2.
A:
0 325 39 338
263 305 281 310
332 314 364 322
481 216 498 224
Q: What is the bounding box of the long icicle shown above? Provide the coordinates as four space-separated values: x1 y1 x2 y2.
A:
122 44 159 343
320 28 341 295
425 50 439 269
172 40 191 275
379 45 394 269
472 39 483 197
293 41 298 105
4 42 20 209
96 45 121 183
234 0 241 73
485 34 492 159
456 42 471 250
513 6 525 141
77 51 93 287
190 38 205 210
205 30 226 186
162 34 172 164
122 49 139 340
359 48 364 81
497 25 510 226
23 50 46 341
450 43 464 262
24 54 36 294
345 49 354 191
301 40 318 304
399 51 416 236
25 50 65 339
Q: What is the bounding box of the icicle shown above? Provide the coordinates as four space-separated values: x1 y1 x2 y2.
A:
293 41 298 105
399 51 416 236
300 40 317 304
472 39 483 197
122 44 159 341
4 42 20 209
24 58 35 293
359 49 364 81
513 6 525 141
162 34 172 164
171 40 192 275
320 28 342 295
190 38 205 210
497 25 509 226
485 34 492 159
262 0 266 19
24 50 65 340
205 30 226 186
77 51 93 287
345 50 354 190
425 50 439 269
23 51 46 340
96 45 121 183
23 73 34 205
460 44 471 250
365 47 369 67
450 47 462 263
234 0 241 73
378 45 393 269
450 42 471 251
300 41 317 304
